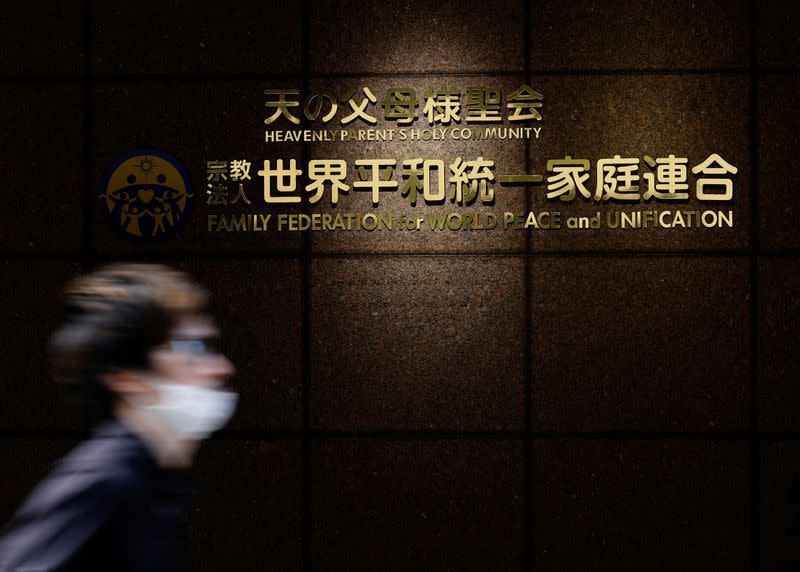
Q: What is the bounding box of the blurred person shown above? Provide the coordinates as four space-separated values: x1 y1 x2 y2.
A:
0 264 237 571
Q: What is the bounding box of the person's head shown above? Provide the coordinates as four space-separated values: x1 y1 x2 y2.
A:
49 263 236 439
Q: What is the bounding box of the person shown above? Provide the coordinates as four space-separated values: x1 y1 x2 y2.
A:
0 263 238 571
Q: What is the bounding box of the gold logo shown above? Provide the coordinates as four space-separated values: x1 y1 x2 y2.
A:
100 150 193 241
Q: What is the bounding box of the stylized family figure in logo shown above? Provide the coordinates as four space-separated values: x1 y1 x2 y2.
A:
100 150 193 241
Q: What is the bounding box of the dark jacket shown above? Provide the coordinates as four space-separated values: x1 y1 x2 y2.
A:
0 419 195 571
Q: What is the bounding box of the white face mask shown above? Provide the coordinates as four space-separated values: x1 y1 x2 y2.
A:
136 381 239 440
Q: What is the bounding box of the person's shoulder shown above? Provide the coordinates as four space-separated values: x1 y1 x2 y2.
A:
0 421 150 570
28 420 153 508
59 419 153 484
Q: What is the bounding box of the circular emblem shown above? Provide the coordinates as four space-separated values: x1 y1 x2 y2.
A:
100 149 193 241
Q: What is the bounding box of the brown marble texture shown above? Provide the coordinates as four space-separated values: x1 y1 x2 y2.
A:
309 0 525 75
0 84 85 252
186 439 303 571
532 439 751 571
758 0 800 68
0 2 84 75
758 75 800 249
311 255 526 430
760 440 800 571
531 256 751 431
758 257 800 430
530 0 751 71
0 261 84 431
312 438 524 571
93 1 303 75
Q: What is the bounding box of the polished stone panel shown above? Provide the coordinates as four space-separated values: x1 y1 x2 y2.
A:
0 84 84 252
758 257 800 430
758 0 800 68
186 439 303 571
530 0 751 71
93 1 302 75
532 439 751 571
0 2 84 75
758 75 800 249
311 256 525 430
760 440 800 571
309 0 525 75
0 261 84 431
313 438 523 571
531 256 751 431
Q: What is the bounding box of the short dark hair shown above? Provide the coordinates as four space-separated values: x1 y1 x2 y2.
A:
49 263 208 420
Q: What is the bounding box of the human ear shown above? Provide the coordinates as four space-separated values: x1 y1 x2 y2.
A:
98 369 152 399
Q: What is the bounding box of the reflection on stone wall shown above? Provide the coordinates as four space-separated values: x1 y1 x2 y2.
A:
0 0 798 570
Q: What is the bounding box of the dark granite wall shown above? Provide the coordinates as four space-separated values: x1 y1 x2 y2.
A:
0 1 798 570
